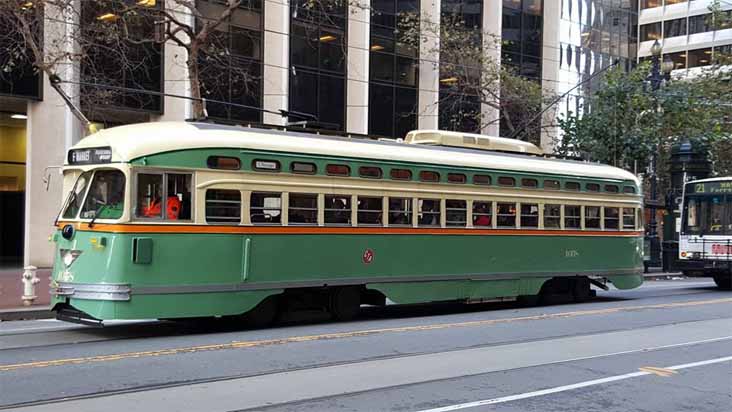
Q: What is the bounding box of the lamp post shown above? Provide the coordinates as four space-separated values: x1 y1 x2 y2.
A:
645 39 674 270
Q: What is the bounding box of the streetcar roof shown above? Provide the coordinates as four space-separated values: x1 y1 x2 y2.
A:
68 121 639 183
686 176 732 184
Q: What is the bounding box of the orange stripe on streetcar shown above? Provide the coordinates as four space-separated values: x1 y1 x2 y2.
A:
57 222 643 237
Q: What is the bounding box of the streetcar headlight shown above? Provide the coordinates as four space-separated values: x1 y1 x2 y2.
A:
60 249 82 268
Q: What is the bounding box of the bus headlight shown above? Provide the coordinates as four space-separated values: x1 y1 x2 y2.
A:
60 249 82 268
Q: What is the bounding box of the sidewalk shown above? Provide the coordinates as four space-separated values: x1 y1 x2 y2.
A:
0 267 53 321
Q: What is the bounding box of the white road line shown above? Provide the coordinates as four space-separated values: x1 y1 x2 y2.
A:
416 355 732 412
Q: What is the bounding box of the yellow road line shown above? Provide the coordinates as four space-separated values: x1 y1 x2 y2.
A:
2 297 732 373
638 366 678 377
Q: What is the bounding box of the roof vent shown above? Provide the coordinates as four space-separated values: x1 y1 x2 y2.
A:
404 130 543 155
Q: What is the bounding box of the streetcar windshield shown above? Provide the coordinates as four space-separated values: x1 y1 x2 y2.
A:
62 170 126 220
682 195 732 235
79 170 126 219
61 171 93 219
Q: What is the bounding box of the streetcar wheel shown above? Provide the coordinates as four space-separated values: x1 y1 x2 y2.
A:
241 295 279 328
329 287 361 321
572 278 592 303
713 273 732 290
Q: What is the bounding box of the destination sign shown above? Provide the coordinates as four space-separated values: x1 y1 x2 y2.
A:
68 147 113 165
686 181 732 195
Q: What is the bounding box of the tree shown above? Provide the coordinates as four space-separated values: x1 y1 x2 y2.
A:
557 62 732 190
0 0 262 124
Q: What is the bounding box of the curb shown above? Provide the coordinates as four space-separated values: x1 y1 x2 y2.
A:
0 306 54 322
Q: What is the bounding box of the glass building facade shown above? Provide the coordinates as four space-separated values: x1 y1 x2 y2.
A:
198 0 263 123
557 0 638 119
289 0 347 130
369 0 419 138
438 0 483 133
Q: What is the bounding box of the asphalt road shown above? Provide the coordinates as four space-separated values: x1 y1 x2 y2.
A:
0 278 730 412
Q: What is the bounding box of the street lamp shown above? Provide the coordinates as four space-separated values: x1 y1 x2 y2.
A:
645 39 673 270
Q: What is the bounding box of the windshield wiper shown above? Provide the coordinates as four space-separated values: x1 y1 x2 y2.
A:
88 204 108 228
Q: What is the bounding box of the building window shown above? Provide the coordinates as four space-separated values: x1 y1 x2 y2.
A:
688 48 713 68
446 200 467 227
369 0 419 138
0 11 41 99
288 193 318 225
689 14 711 35
388 197 413 225
80 0 164 114
640 22 662 42
439 0 482 132
324 195 351 225
500 0 543 142
290 0 346 130
641 0 662 9
205 189 242 224
198 0 263 122
664 17 687 38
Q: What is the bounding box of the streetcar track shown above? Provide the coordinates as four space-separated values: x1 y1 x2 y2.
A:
2 320 731 411
2 296 732 373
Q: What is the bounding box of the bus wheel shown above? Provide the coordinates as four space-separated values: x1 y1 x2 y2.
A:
241 295 279 328
329 287 361 321
713 273 732 290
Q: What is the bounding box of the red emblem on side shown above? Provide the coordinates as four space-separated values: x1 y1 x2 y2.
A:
362 249 374 264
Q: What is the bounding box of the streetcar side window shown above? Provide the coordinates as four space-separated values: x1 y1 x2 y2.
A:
521 179 538 189
473 201 492 227
251 192 281 224
586 183 600 192
357 196 383 225
604 207 620 230
622 208 636 230
496 202 516 228
520 203 539 228
473 175 491 185
605 185 619 193
324 195 352 225
623 186 637 194
205 189 241 224
136 174 163 219
447 174 466 184
544 180 560 190
167 174 192 220
585 206 601 229
565 182 580 191
388 197 413 226
498 176 515 187
565 205 581 229
288 193 318 225
446 200 467 227
544 204 561 229
418 199 441 226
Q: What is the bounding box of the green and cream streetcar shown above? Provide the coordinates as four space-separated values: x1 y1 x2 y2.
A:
50 122 644 324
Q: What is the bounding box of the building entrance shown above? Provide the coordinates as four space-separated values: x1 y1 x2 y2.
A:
0 113 26 267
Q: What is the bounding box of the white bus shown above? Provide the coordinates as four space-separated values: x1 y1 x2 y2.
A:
678 177 732 289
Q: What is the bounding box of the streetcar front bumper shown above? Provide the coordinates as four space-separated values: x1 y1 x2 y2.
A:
52 282 131 301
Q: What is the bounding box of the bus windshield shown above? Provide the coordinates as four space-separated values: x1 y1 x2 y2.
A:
682 195 732 235
62 170 126 220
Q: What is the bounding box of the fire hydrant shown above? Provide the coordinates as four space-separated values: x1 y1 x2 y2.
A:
21 266 40 306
